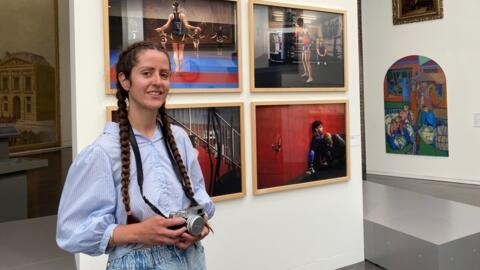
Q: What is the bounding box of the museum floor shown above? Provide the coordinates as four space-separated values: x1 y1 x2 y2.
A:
337 260 385 270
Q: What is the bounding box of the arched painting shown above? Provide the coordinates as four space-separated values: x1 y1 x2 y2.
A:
384 55 448 156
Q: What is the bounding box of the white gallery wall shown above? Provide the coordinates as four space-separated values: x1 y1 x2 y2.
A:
70 0 363 269
362 0 480 184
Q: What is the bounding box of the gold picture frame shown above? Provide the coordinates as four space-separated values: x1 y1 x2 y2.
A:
392 0 443 25
107 103 245 202
252 100 350 195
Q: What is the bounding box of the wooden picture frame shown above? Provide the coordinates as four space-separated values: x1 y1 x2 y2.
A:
252 100 350 195
0 0 60 152
107 103 245 201
392 0 443 25
106 106 119 123
249 0 347 92
104 0 241 94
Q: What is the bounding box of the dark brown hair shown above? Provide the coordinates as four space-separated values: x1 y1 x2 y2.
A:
311 120 323 134
115 41 197 224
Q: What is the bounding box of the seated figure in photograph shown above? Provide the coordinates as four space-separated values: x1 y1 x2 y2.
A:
306 120 346 175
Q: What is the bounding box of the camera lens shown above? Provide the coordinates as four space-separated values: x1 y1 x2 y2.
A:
186 215 205 236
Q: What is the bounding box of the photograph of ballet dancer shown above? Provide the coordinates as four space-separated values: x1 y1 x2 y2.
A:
105 0 239 93
249 1 346 92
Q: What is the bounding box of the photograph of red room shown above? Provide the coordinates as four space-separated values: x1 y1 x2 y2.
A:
253 102 348 193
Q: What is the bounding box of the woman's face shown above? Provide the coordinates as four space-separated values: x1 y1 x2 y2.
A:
121 49 170 113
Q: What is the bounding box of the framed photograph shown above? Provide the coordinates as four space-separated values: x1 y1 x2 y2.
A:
106 103 245 201
0 0 60 152
249 0 347 92
106 106 119 123
252 100 349 195
104 0 241 94
392 0 443 25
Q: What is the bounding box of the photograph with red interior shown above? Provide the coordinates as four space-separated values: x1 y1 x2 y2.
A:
253 102 348 193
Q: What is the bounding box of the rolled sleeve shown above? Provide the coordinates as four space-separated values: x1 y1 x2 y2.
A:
56 145 118 255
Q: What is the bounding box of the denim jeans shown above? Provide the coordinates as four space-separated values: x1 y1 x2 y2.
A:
107 244 206 270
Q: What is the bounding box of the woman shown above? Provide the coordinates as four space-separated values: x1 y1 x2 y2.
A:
189 28 205 57
56 41 215 269
155 1 201 72
210 26 228 56
295 18 313 83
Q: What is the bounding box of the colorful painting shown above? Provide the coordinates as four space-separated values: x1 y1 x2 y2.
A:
384 55 448 156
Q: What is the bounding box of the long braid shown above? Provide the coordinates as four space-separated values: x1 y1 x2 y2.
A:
115 41 166 223
159 106 214 233
158 106 197 205
116 90 139 224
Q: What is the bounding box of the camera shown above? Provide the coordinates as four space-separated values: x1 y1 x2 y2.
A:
169 205 205 236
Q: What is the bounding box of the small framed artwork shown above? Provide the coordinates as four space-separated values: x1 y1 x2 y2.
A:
392 0 443 25
106 106 119 123
106 103 245 201
249 0 347 92
104 0 241 94
252 100 349 195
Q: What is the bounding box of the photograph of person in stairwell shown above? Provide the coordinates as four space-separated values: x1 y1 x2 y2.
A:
167 104 245 201
106 103 245 202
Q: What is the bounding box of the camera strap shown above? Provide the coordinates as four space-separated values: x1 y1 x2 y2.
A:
158 122 198 205
129 126 167 218
128 122 197 217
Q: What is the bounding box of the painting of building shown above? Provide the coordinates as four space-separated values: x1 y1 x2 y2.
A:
0 51 57 150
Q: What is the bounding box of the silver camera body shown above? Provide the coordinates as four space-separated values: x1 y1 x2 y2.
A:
169 205 205 236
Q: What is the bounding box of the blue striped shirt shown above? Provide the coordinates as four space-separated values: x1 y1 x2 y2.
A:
56 122 215 261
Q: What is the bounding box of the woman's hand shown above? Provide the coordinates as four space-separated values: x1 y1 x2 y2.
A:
113 215 188 246
175 225 210 250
